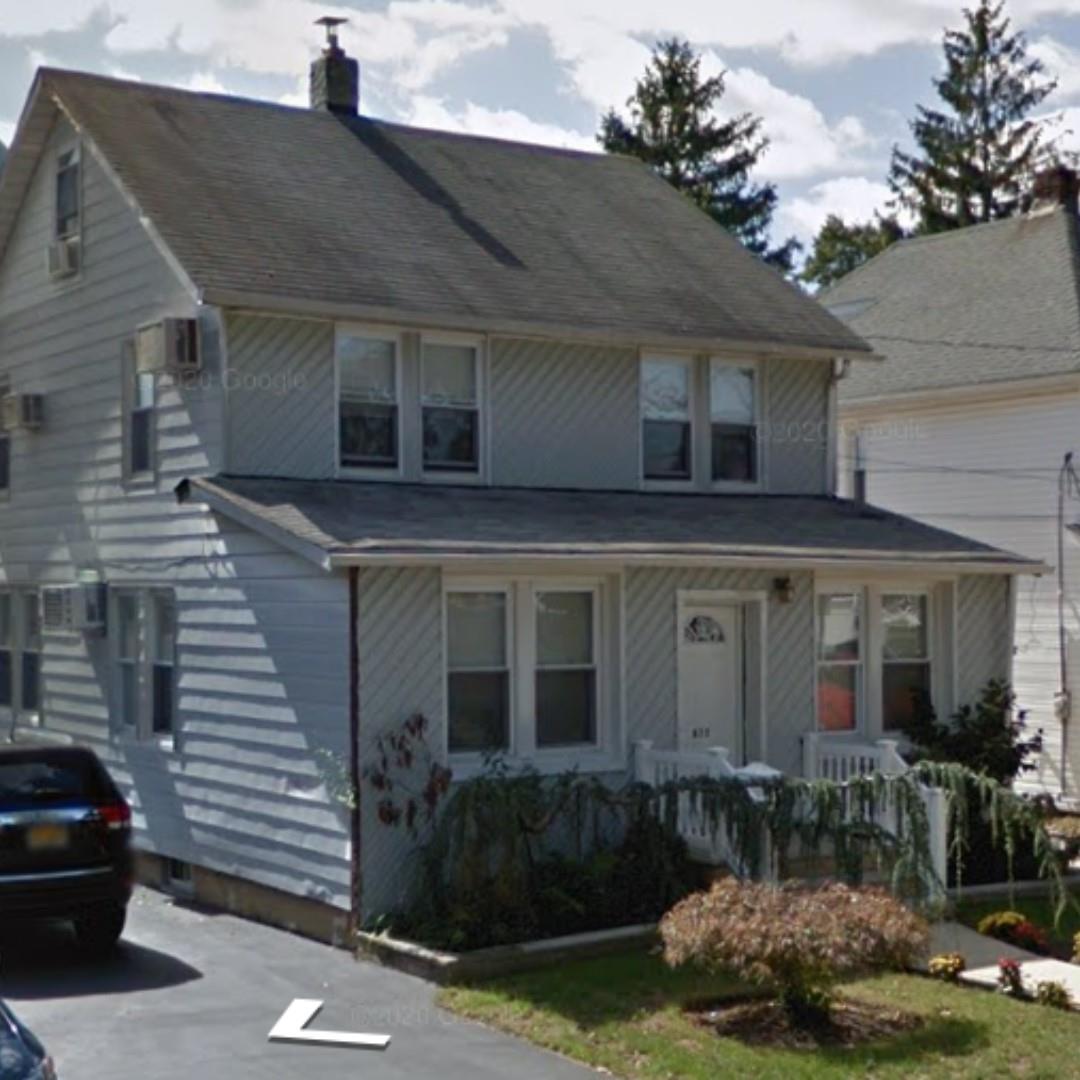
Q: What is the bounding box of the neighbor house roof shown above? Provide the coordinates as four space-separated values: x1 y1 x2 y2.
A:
0 68 871 358
176 476 1042 573
824 207 1080 403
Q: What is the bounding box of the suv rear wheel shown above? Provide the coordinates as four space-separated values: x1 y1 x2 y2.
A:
74 903 127 954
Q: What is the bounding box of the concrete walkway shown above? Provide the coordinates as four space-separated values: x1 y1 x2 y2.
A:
928 921 1080 1005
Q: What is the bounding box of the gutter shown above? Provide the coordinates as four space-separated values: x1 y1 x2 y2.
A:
348 566 362 936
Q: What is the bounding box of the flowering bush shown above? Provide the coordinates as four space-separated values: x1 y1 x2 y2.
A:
1035 980 1072 1010
928 952 966 982
660 880 929 1027
997 958 1024 997
976 910 1050 954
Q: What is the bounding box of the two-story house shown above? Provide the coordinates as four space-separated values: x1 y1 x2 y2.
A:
830 167 1080 809
0 37 1040 939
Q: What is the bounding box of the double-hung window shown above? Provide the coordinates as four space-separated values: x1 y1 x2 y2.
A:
641 357 692 481
422 341 480 473
20 592 41 714
0 373 9 498
130 369 155 477
447 580 605 760
0 593 11 709
115 591 140 729
150 591 177 735
816 592 862 732
446 590 510 753
55 145 80 241
338 333 399 470
881 593 931 731
710 359 758 483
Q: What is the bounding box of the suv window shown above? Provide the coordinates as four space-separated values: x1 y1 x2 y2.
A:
0 749 115 808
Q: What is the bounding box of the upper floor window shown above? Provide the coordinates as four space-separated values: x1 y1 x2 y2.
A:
55 145 80 241
130 370 155 477
422 341 479 473
816 592 861 733
710 359 757 483
881 592 930 731
338 332 399 471
641 357 692 481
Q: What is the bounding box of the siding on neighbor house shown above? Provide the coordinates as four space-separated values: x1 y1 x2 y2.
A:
839 392 1079 797
224 317 833 495
0 116 353 909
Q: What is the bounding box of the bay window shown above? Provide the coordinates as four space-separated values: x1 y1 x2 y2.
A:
641 357 692 480
447 579 610 762
338 332 399 470
710 359 757 483
816 592 862 732
422 341 479 473
881 593 931 731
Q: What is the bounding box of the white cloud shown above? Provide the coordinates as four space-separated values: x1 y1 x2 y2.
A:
406 95 595 150
776 175 894 241
1030 35 1080 104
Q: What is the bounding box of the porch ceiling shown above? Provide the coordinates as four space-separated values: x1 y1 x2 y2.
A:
176 476 1044 574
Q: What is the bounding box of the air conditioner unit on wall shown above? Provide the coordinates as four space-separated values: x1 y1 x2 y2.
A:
135 318 200 375
46 236 80 279
0 393 45 432
41 583 107 635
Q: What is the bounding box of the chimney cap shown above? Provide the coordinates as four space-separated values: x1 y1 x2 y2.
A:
315 15 348 52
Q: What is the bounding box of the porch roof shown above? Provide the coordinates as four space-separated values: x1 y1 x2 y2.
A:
176 476 1045 575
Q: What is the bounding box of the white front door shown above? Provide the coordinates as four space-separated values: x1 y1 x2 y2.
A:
677 601 742 756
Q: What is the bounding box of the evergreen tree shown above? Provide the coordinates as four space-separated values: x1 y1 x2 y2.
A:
599 38 799 272
890 0 1056 233
802 213 906 289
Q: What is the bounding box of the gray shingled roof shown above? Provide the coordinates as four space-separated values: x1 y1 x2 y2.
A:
825 207 1080 403
0 68 870 356
177 476 1039 570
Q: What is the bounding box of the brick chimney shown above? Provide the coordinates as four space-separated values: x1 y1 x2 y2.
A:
1031 164 1079 215
310 16 358 115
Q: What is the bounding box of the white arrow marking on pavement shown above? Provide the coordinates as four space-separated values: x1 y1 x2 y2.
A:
268 999 391 1050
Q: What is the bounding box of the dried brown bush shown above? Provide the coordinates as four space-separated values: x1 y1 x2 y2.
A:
660 880 930 1025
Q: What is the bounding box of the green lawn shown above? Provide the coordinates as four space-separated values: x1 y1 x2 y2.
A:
439 948 1080 1079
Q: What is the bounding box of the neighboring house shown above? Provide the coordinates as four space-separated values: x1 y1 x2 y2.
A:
829 167 1080 807
0 41 1038 936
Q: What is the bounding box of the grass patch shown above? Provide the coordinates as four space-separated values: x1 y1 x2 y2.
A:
439 947 1080 1079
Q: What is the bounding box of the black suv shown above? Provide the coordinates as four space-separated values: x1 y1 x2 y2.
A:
0 745 132 952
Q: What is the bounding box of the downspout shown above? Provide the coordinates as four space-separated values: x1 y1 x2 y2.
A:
827 357 851 496
347 566 362 936
1056 454 1073 799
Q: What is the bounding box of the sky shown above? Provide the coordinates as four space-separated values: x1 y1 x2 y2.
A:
4 1 1080 251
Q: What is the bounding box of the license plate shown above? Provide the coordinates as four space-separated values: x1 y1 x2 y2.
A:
27 823 69 851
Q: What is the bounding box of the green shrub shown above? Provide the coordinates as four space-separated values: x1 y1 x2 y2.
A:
660 880 929 1027
1034 980 1072 1010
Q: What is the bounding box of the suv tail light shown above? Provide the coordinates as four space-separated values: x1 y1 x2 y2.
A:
96 800 131 831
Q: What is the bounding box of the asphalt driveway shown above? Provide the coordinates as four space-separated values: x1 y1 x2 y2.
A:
0 887 593 1080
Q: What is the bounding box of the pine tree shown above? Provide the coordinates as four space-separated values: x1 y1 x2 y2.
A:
802 214 906 289
890 0 1056 233
599 38 799 272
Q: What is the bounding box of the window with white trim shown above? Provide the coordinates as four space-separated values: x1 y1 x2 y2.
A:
881 592 931 731
816 592 861 732
115 591 140 729
338 333 399 470
710 359 757 483
446 590 510 753
0 593 11 709
150 590 177 735
446 580 606 759
19 592 40 715
129 369 155 477
422 341 480 473
0 590 41 721
55 145 80 241
641 357 693 481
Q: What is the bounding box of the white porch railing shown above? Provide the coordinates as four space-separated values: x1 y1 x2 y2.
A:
633 740 781 877
803 732 948 889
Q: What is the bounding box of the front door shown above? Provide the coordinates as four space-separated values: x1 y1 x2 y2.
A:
677 601 742 757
